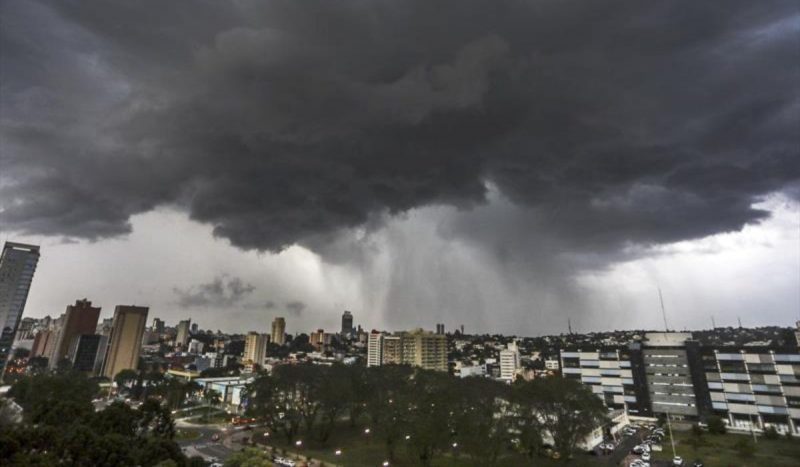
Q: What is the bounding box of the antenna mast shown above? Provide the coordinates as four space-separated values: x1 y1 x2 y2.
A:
658 287 669 332
568 317 573 335
711 315 716 329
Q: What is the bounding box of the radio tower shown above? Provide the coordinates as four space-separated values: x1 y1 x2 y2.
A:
658 287 669 332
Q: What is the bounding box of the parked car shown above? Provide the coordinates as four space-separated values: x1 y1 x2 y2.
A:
673 456 685 466
692 461 704 467
642 451 651 461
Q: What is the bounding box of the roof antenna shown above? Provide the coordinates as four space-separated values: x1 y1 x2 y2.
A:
658 287 669 332
711 315 716 329
738 317 743 329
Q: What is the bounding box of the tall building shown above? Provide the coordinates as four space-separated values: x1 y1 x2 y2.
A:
382 335 402 365
31 329 55 358
400 329 447 372
49 299 101 369
341 311 353 336
69 334 102 373
0 242 40 378
499 342 521 382
175 319 191 349
151 318 165 334
643 332 698 418
795 321 800 349
101 305 149 379
271 317 286 346
436 323 445 335
243 332 268 367
191 322 199 333
367 331 383 367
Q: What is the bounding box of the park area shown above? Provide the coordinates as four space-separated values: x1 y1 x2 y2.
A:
652 430 800 467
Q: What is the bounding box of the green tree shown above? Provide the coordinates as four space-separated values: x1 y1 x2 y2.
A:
315 364 352 443
225 447 272 466
763 425 779 440
453 377 511 466
202 388 222 422
114 368 140 392
138 398 177 439
706 415 727 434
404 370 457 467
513 377 607 460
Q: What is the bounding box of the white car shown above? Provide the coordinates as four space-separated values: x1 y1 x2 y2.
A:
673 457 685 466
641 451 651 461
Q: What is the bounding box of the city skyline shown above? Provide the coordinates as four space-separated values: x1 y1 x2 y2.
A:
1 1 799 336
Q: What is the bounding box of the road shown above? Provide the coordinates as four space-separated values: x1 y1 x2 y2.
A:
176 420 234 463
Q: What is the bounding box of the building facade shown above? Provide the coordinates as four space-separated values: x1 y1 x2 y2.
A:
69 334 102 373
243 332 268 367
50 299 101 369
102 305 149 379
175 319 191 349
0 242 40 378
271 317 286 346
341 311 353 336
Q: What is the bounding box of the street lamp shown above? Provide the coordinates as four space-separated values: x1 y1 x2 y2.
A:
382 462 389 466
364 428 371 434
295 440 303 447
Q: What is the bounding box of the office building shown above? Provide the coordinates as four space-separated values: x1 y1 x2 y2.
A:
0 242 40 378
175 319 191 349
14 317 36 341
271 317 286 346
367 331 383 367
187 339 204 354
643 332 698 418
499 342 521 382
703 348 800 435
101 305 149 379
243 332 268 367
31 330 55 358
191 322 199 333
50 299 101 369
341 311 353 336
560 346 649 416
69 334 102 373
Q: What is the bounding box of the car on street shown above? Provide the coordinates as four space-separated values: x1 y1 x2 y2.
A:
673 456 685 466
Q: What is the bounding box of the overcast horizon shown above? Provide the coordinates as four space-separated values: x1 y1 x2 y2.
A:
2 1 799 336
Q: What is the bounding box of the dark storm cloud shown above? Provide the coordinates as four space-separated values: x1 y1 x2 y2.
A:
286 301 306 316
173 275 255 308
1 0 798 255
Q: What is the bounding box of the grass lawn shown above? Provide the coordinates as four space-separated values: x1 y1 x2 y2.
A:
255 423 595 467
652 430 800 467
175 429 202 441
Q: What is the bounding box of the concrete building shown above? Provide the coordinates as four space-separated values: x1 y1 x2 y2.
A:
0 242 39 378
382 335 402 365
271 317 286 346
367 331 383 367
243 332 268 367
400 329 447 372
50 299 101 369
499 342 521 382
101 305 149 379
643 332 698 418
175 319 191 349
31 329 55 358
436 323 445 335
703 348 800 435
341 311 353 336
187 339 204 354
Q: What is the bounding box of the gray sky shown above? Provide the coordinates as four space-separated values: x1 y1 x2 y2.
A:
1 1 799 335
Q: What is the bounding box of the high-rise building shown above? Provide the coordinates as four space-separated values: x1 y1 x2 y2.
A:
499 342 521 382
175 319 191 349
101 305 149 379
642 332 698 418
436 323 445 335
151 318 165 334
367 331 383 367
191 322 199 333
69 334 102 373
382 335 402 365
50 299 101 369
0 242 40 378
795 321 800 349
341 311 353 336
243 332 268 367
271 317 286 346
400 328 447 372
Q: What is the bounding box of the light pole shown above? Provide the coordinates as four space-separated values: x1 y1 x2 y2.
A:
666 411 676 458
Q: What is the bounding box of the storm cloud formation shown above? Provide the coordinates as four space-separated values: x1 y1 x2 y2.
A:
1 0 798 253
173 275 255 308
